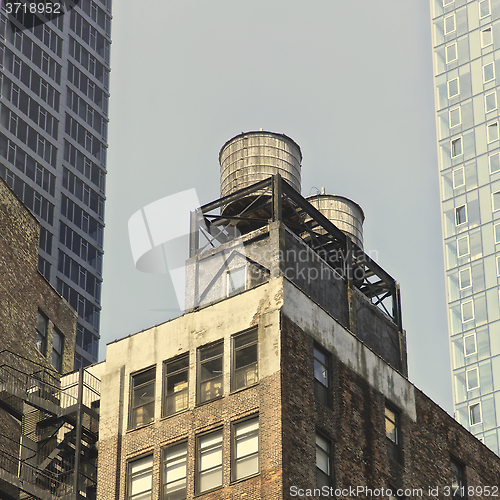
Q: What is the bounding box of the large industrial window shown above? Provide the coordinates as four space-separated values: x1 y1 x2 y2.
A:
450 458 466 498
449 107 461 128
163 441 187 500
127 455 153 500
485 91 497 113
455 205 467 225
227 267 246 296
196 428 223 494
232 329 258 391
130 367 155 428
492 191 500 212
461 301 474 323
385 405 401 462
316 433 332 488
446 43 457 64
36 310 48 355
198 342 223 404
459 268 471 290
163 354 189 417
469 402 481 425
314 346 329 405
481 27 493 47
444 14 456 35
490 153 500 173
232 416 259 481
451 137 462 157
479 0 491 18
487 122 499 143
51 329 63 372
466 368 479 391
483 62 495 84
448 78 459 98
452 168 465 189
463 333 477 357
457 236 469 257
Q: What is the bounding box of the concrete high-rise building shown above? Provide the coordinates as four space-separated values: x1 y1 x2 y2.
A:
0 0 112 368
91 133 500 499
430 0 500 453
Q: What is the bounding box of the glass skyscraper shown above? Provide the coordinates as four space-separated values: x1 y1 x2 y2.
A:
431 0 500 453
0 1 111 368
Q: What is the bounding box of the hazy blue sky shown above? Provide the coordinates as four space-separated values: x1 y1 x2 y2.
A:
101 1 453 413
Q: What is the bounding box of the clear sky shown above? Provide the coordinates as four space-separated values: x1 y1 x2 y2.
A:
100 1 454 414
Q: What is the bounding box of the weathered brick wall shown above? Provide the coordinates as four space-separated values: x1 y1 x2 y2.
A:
281 314 500 499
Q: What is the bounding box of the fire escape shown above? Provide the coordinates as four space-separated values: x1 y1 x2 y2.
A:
0 350 99 500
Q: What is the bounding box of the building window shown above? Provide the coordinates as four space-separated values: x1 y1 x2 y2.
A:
469 402 481 425
444 14 456 35
492 191 500 211
483 62 495 83
232 416 259 481
457 236 470 257
449 107 461 128
453 168 465 189
487 122 499 143
450 458 466 498
196 428 223 494
464 333 477 356
130 367 155 428
314 346 329 405
461 301 474 323
227 267 246 296
163 354 189 417
36 310 48 355
316 433 332 488
455 205 467 225
481 27 493 47
466 368 479 390
458 268 471 290
485 91 497 113
385 405 401 462
232 329 258 391
446 43 457 63
128 455 153 500
443 0 454 6
163 441 187 500
490 152 500 173
479 0 491 18
198 342 223 404
497 255 500 276
451 137 463 157
495 223 500 244
52 329 63 372
448 78 460 98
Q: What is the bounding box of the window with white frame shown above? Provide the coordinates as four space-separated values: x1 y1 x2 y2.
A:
457 236 470 257
487 122 499 143
443 0 454 6
485 91 497 113
446 43 458 64
492 190 500 211
481 27 493 47
497 255 500 275
232 416 259 481
316 433 333 488
163 354 189 417
198 342 223 404
490 152 500 173
453 167 465 189
448 78 460 98
445 14 456 35
455 205 467 225
127 455 153 500
466 368 479 390
464 333 477 356
130 367 155 428
163 442 187 500
459 268 471 290
461 300 474 322
495 223 500 243
227 267 246 296
479 0 491 18
449 107 461 128
232 329 258 391
469 402 481 425
483 62 495 83
196 428 223 494
451 137 463 157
